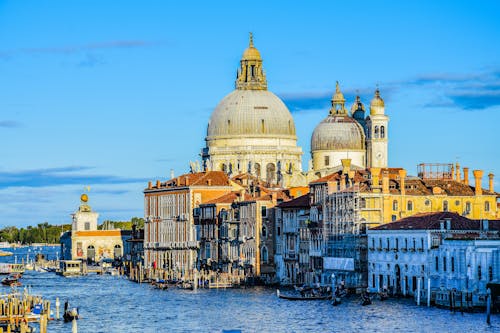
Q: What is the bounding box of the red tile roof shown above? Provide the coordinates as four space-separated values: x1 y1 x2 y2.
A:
370 212 481 231
147 171 231 190
278 194 310 209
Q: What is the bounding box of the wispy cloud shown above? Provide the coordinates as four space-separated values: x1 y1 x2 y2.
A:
0 120 21 128
0 166 147 188
77 53 106 68
405 70 500 110
0 40 156 59
279 87 389 113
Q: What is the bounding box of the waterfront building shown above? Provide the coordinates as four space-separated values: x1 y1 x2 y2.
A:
367 212 500 298
201 34 304 187
143 171 235 280
275 194 311 285
60 194 127 262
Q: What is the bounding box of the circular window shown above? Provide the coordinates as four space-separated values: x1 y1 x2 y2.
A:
425 200 431 206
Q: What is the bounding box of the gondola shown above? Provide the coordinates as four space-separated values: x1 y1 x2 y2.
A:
63 308 79 323
1 276 21 286
361 297 372 306
277 289 330 301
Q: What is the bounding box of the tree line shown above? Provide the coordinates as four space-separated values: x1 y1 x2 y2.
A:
0 217 145 245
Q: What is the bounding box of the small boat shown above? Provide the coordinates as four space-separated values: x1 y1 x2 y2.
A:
361 297 372 306
1 276 21 287
152 279 169 290
378 291 389 301
63 308 79 323
277 289 330 301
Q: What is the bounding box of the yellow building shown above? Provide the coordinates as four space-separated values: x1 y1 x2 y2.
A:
310 160 498 228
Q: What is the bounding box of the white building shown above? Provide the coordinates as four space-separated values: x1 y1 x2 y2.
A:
368 212 500 299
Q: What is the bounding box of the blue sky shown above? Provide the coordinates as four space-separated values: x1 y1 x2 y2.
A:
1 1 499 227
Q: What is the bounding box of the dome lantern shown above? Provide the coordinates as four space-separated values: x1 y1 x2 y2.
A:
235 33 267 91
329 81 348 116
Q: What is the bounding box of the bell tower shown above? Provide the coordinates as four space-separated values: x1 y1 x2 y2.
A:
366 88 389 168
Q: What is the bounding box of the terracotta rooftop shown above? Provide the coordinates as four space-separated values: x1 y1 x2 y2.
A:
370 211 500 231
146 171 231 190
202 191 254 205
278 193 310 209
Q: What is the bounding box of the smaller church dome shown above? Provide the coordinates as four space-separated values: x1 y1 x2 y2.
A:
311 115 365 151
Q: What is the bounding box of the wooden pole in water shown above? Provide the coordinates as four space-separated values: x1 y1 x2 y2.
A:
72 317 78 333
417 278 421 306
486 288 491 325
56 297 60 320
427 278 431 307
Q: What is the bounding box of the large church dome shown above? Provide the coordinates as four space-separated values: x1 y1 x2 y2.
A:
202 34 303 183
207 89 296 139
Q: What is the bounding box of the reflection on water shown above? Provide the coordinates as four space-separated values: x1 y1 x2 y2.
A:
2 247 499 333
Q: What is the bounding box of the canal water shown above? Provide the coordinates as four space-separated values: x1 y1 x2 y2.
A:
1 247 498 333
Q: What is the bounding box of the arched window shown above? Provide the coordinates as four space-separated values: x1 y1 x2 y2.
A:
266 163 276 184
465 201 471 213
261 246 269 263
478 265 482 280
451 257 455 272
392 200 398 211
87 245 95 263
114 244 122 259
407 200 413 211
443 200 449 212
443 257 447 272
374 126 379 138
254 163 261 178
381 126 385 138
485 201 490 212
261 119 265 133
435 256 439 271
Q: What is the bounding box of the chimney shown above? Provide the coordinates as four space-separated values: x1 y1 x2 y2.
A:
271 192 277 205
445 217 451 230
463 167 469 185
451 165 455 181
240 188 246 201
156 180 161 188
399 169 407 196
340 174 346 191
185 176 190 186
207 179 212 186
371 167 381 192
488 173 494 193
456 163 461 183
473 170 484 196
382 171 389 194
341 159 351 176
148 181 152 190
439 220 445 231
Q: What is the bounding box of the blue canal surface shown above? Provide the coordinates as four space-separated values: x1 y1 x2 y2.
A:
1 246 499 333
